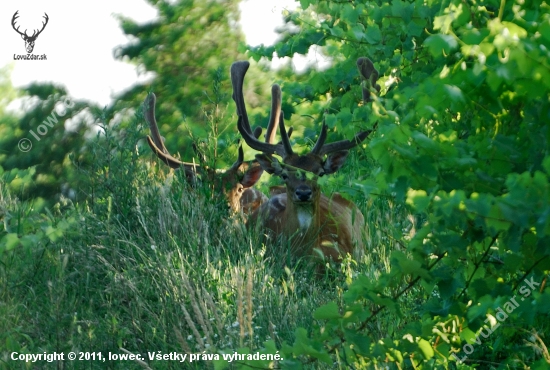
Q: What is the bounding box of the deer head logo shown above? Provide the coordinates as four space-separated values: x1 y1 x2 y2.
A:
11 11 49 54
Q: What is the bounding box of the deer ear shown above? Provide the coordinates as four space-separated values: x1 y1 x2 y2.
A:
20 34 26 40
240 164 264 188
322 150 349 175
255 154 283 175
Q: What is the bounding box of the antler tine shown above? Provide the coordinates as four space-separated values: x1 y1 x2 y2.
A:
228 144 245 171
143 93 199 177
232 62 288 157
265 84 295 145
253 126 263 139
265 84 282 144
144 93 168 154
146 136 190 170
228 126 263 171
266 83 298 143
318 125 377 156
231 61 254 135
278 114 294 156
286 126 293 139
316 57 379 155
311 116 328 155
237 115 286 157
357 57 380 103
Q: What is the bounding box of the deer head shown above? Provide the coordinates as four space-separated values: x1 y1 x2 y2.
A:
232 60 375 211
144 91 283 214
12 11 49 54
231 59 378 261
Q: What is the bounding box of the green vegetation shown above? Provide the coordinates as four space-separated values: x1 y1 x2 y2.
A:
1 0 549 369
0 110 399 369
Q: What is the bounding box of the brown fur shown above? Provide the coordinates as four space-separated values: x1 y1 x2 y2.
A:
249 152 365 263
248 191 364 262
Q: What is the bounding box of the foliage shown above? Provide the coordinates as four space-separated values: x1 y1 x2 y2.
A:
0 103 399 370
1 0 549 369
242 0 550 368
111 0 252 163
0 81 100 203
0 65 18 117
0 0 263 204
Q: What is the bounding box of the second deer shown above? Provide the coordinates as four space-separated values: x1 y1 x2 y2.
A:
143 92 269 215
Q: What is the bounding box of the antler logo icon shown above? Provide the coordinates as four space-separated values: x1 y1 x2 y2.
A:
11 11 49 54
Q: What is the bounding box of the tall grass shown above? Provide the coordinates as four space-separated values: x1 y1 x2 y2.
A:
0 106 411 370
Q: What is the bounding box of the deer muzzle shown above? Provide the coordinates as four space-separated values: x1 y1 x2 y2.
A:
294 186 313 202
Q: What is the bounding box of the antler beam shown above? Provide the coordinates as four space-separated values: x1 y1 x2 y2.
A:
144 93 198 176
231 61 288 157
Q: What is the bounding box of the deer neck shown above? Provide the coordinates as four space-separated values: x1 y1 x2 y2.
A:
284 192 322 249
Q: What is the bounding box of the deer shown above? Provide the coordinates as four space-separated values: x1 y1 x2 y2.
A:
143 91 282 215
230 58 379 264
11 11 49 54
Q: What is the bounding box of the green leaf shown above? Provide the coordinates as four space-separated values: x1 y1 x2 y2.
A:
213 358 229 370
539 18 550 43
443 84 465 103
391 1 406 17
460 28 490 45
438 275 463 300
293 328 332 364
433 14 452 33
350 24 366 41
417 338 435 359
424 34 458 57
20 234 40 248
451 3 470 28
543 156 550 175
44 226 64 242
486 204 512 232
345 331 371 355
1 233 20 252
341 3 359 25
406 189 430 212
391 0 412 23
329 25 345 38
408 20 425 37
314 302 341 320
365 25 382 44
336 107 352 125
392 251 431 279
501 21 528 39
411 131 438 151
325 114 337 129
299 0 312 10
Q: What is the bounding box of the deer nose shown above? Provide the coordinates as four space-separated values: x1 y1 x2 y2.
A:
295 186 312 202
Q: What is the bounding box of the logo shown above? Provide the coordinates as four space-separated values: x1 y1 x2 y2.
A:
11 10 49 54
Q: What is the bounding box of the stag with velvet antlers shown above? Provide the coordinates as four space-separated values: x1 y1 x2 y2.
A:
231 58 378 263
143 92 272 214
